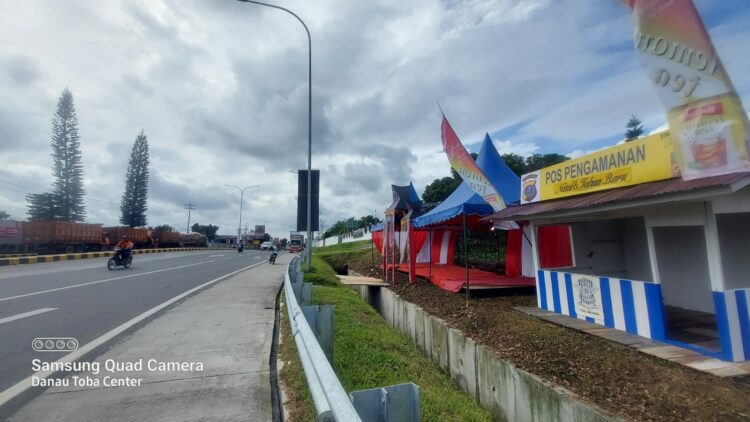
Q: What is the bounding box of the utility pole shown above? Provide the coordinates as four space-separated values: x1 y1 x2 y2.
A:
238 0 313 271
185 203 196 233
225 185 260 246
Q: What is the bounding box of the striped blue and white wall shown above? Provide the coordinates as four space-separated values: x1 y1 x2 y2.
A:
714 288 750 362
536 270 666 341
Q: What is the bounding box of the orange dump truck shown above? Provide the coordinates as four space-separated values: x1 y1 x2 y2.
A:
152 230 181 247
22 221 104 253
103 227 151 248
180 233 207 247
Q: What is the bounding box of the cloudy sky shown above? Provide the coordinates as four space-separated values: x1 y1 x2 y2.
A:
1 0 749 238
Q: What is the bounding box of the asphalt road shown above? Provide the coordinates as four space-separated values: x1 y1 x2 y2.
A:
0 249 273 395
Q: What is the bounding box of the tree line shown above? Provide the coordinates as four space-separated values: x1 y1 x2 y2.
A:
323 215 381 238
25 88 150 227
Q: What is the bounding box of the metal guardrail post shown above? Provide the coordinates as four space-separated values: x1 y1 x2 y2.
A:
302 304 334 364
284 257 361 422
349 383 421 422
302 282 313 305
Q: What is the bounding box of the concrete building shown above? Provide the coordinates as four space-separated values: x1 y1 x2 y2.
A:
490 134 750 362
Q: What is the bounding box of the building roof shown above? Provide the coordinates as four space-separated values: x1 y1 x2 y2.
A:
488 172 750 222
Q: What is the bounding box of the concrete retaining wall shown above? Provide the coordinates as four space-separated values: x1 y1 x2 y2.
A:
353 286 619 422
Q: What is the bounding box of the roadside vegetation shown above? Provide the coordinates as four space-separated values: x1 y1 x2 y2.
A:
327 241 750 421
279 247 492 421
312 239 372 253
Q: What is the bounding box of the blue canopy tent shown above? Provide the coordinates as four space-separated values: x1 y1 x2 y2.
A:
408 134 524 294
380 182 425 283
413 134 520 229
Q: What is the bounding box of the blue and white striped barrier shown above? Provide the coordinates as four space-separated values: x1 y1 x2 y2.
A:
714 288 750 362
536 270 666 341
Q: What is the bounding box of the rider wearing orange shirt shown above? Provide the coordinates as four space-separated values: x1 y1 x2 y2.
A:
115 236 134 262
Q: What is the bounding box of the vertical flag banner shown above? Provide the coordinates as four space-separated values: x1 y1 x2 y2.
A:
441 115 505 210
623 0 750 180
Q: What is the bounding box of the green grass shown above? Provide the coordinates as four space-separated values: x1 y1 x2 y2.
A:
302 254 340 286
313 239 372 253
310 284 491 421
287 249 491 420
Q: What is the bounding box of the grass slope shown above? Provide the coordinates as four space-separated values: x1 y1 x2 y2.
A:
280 250 490 421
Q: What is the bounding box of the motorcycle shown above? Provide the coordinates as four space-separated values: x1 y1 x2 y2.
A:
268 251 278 265
107 248 132 270
237 244 244 254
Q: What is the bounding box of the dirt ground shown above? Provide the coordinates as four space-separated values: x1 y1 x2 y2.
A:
339 254 750 422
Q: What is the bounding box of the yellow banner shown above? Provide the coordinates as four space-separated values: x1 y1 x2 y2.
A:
520 132 675 204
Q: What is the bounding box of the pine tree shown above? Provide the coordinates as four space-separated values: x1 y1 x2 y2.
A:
51 88 86 221
625 115 645 142
120 130 150 227
27 193 60 221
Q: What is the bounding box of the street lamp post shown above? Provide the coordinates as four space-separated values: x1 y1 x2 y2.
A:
226 185 260 245
238 0 313 271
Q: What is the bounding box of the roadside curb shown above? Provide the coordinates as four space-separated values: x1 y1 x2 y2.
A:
0 248 230 267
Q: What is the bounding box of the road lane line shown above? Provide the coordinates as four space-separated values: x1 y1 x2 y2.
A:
0 309 57 326
0 260 220 303
209 254 225 257
0 260 266 407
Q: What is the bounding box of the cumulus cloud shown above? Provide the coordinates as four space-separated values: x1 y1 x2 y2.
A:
0 0 748 236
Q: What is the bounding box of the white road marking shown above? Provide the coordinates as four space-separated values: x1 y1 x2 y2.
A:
0 308 57 325
209 254 225 257
0 260 219 303
0 260 266 407
0 252 218 281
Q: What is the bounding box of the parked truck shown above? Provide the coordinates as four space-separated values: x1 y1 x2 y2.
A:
288 233 304 253
179 233 207 247
152 230 180 247
0 219 23 254
103 226 151 249
18 220 104 254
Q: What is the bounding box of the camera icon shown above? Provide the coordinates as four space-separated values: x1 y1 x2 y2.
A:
32 337 78 352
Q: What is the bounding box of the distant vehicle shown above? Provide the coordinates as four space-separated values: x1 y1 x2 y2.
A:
260 241 273 251
288 234 304 253
268 250 277 264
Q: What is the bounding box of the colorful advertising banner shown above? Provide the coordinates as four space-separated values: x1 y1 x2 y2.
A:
441 116 505 211
521 131 675 204
623 0 750 180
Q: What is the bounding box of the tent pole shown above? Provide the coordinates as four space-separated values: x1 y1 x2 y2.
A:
384 214 389 283
429 227 432 280
463 213 470 307
391 212 401 285
371 232 374 267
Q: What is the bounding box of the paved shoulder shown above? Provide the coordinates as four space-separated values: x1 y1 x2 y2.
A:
7 255 290 422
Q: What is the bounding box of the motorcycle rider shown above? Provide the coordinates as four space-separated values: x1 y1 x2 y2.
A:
114 235 134 263
268 245 278 264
